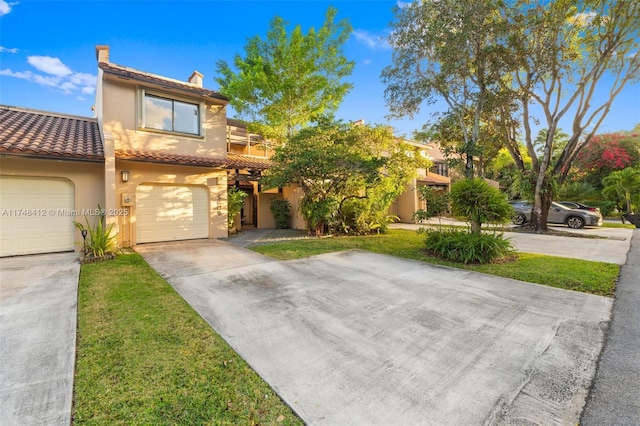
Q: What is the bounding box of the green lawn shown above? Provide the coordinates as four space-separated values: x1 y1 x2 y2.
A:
73 253 302 425
252 229 619 296
602 222 636 229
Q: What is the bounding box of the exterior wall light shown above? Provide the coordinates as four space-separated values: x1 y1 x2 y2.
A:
121 170 129 182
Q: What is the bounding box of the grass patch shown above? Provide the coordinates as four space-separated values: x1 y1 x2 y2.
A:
73 253 301 425
252 229 619 296
602 222 636 229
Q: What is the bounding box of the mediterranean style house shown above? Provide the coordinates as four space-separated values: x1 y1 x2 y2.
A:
0 45 449 257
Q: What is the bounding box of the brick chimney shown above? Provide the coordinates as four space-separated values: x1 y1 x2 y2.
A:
96 45 110 63
188 70 203 87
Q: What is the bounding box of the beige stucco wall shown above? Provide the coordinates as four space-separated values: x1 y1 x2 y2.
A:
0 156 104 251
96 73 231 246
257 192 282 229
101 79 227 158
393 180 419 223
115 160 228 246
282 185 306 230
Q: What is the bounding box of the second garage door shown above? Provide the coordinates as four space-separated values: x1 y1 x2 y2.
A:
136 185 208 244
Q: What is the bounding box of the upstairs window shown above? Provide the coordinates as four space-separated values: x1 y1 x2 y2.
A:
142 92 201 136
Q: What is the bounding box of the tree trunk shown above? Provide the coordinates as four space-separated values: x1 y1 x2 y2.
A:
529 180 553 232
471 220 481 235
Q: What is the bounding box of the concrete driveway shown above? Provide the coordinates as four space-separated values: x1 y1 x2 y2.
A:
137 239 613 425
0 252 79 426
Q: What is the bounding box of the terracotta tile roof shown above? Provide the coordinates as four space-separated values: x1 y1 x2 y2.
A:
115 149 227 167
99 62 228 102
114 149 272 171
417 171 451 185
225 153 272 171
0 105 104 161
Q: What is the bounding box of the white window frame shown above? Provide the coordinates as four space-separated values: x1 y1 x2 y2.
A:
138 88 205 138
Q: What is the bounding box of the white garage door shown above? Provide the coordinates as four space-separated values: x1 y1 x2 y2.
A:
0 176 75 257
136 185 208 244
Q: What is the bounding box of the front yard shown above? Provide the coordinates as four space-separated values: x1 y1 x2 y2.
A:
251 229 619 296
73 253 302 425
73 228 620 423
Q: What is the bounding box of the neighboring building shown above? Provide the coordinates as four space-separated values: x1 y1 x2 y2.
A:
389 141 451 223
0 107 105 256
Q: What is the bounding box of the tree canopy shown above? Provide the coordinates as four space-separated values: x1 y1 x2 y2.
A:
262 120 429 235
383 0 640 231
215 7 354 143
382 0 510 178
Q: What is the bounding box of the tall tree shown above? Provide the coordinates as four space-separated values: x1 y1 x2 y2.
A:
382 0 510 178
215 7 354 143
504 0 640 231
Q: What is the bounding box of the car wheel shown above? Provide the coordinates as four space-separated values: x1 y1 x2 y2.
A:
513 213 527 225
566 216 585 229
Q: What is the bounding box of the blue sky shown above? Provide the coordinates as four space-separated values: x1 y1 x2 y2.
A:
1 0 638 138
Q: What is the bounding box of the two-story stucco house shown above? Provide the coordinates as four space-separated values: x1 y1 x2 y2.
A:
94 45 233 246
0 45 278 256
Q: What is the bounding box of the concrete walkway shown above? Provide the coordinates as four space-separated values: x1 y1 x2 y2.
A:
581 229 640 425
138 239 613 425
0 252 79 426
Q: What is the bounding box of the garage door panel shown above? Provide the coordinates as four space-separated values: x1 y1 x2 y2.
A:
0 177 75 257
136 185 208 244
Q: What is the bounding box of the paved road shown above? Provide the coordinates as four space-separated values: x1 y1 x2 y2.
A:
581 229 640 425
138 239 612 426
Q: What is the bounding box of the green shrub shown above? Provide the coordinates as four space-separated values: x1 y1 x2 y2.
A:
269 198 291 229
423 228 514 264
299 195 335 236
74 206 117 257
450 178 513 234
413 186 450 224
227 187 248 229
333 197 397 235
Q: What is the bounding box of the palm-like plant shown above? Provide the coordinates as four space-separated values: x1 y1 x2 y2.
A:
557 182 599 201
602 167 640 214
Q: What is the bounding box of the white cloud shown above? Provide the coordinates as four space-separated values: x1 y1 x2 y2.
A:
0 46 19 53
353 29 390 50
363 59 372 65
0 69 33 80
32 73 62 87
69 72 96 87
59 81 77 94
1 55 96 99
396 0 413 8
0 0 16 16
28 55 73 76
